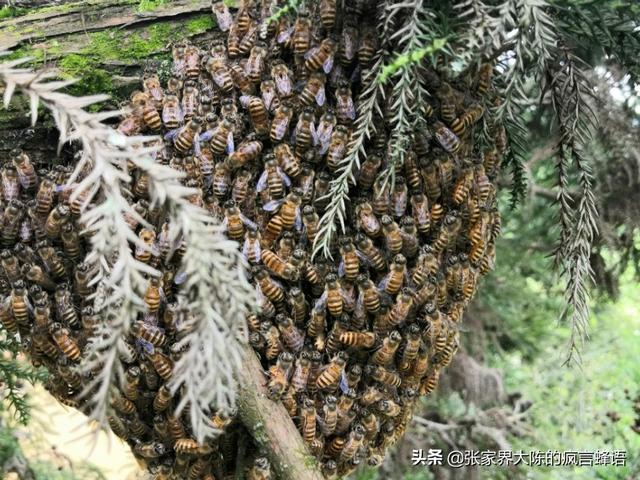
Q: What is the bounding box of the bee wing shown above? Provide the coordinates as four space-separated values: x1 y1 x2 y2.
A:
163 128 179 140
193 135 202 156
314 292 327 312
199 130 214 142
338 260 345 277
263 199 284 212
346 97 356 120
341 288 355 310
377 273 390 291
239 95 251 108
256 170 269 192
277 26 294 44
316 85 326 106
304 46 319 61
262 90 275 111
278 168 291 187
294 209 302 231
275 74 292 96
355 291 366 317
310 122 319 146
239 213 257 230
174 269 187 285
323 55 334 74
226 131 235 154
339 371 350 393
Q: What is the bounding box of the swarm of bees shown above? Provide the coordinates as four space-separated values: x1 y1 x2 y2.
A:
0 0 506 478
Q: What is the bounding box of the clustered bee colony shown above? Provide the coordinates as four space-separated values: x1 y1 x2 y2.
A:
0 0 505 478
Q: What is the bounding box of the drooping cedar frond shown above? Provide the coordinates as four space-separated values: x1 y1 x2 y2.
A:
546 49 599 362
376 1 437 191
312 54 385 259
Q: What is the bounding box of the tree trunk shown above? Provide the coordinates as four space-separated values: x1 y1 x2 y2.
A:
236 347 325 480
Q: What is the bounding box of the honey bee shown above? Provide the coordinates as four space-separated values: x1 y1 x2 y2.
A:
144 277 163 314
134 441 167 459
420 370 440 395
338 237 359 281
50 323 81 361
476 62 493 94
122 366 140 401
0 300 17 334
433 212 462 254
433 121 461 153
293 11 312 55
271 60 294 97
206 57 234 94
305 37 337 73
338 20 358 67
380 215 402 255
239 227 261 265
267 351 294 399
357 153 382 191
340 423 365 462
300 72 326 107
299 396 317 444
247 457 272 480
400 217 419 259
223 199 257 241
161 95 183 130
366 364 401 388
313 171 332 211
238 24 259 56
9 280 31 327
266 104 294 143
354 233 385 271
335 81 356 122
451 104 484 137
316 351 348 390
254 266 285 304
307 303 326 348
358 24 377 66
149 351 173 380
212 1 233 31
208 118 235 155
319 0 336 29
377 254 406 296
264 188 302 232
317 273 343 317
134 319 167 348
298 206 319 247
12 149 37 191
35 177 56 217
45 204 70 240
134 228 157 264
372 179 391 217
153 384 173 412
142 72 164 107
293 107 316 152
245 42 268 84
257 157 291 200
355 274 381 314
36 243 66 280
168 116 202 154
324 126 348 170
391 177 408 218
340 330 376 349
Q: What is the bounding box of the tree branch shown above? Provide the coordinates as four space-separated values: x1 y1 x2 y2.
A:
236 347 324 480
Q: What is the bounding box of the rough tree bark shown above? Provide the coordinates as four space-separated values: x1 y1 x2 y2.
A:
0 0 217 164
